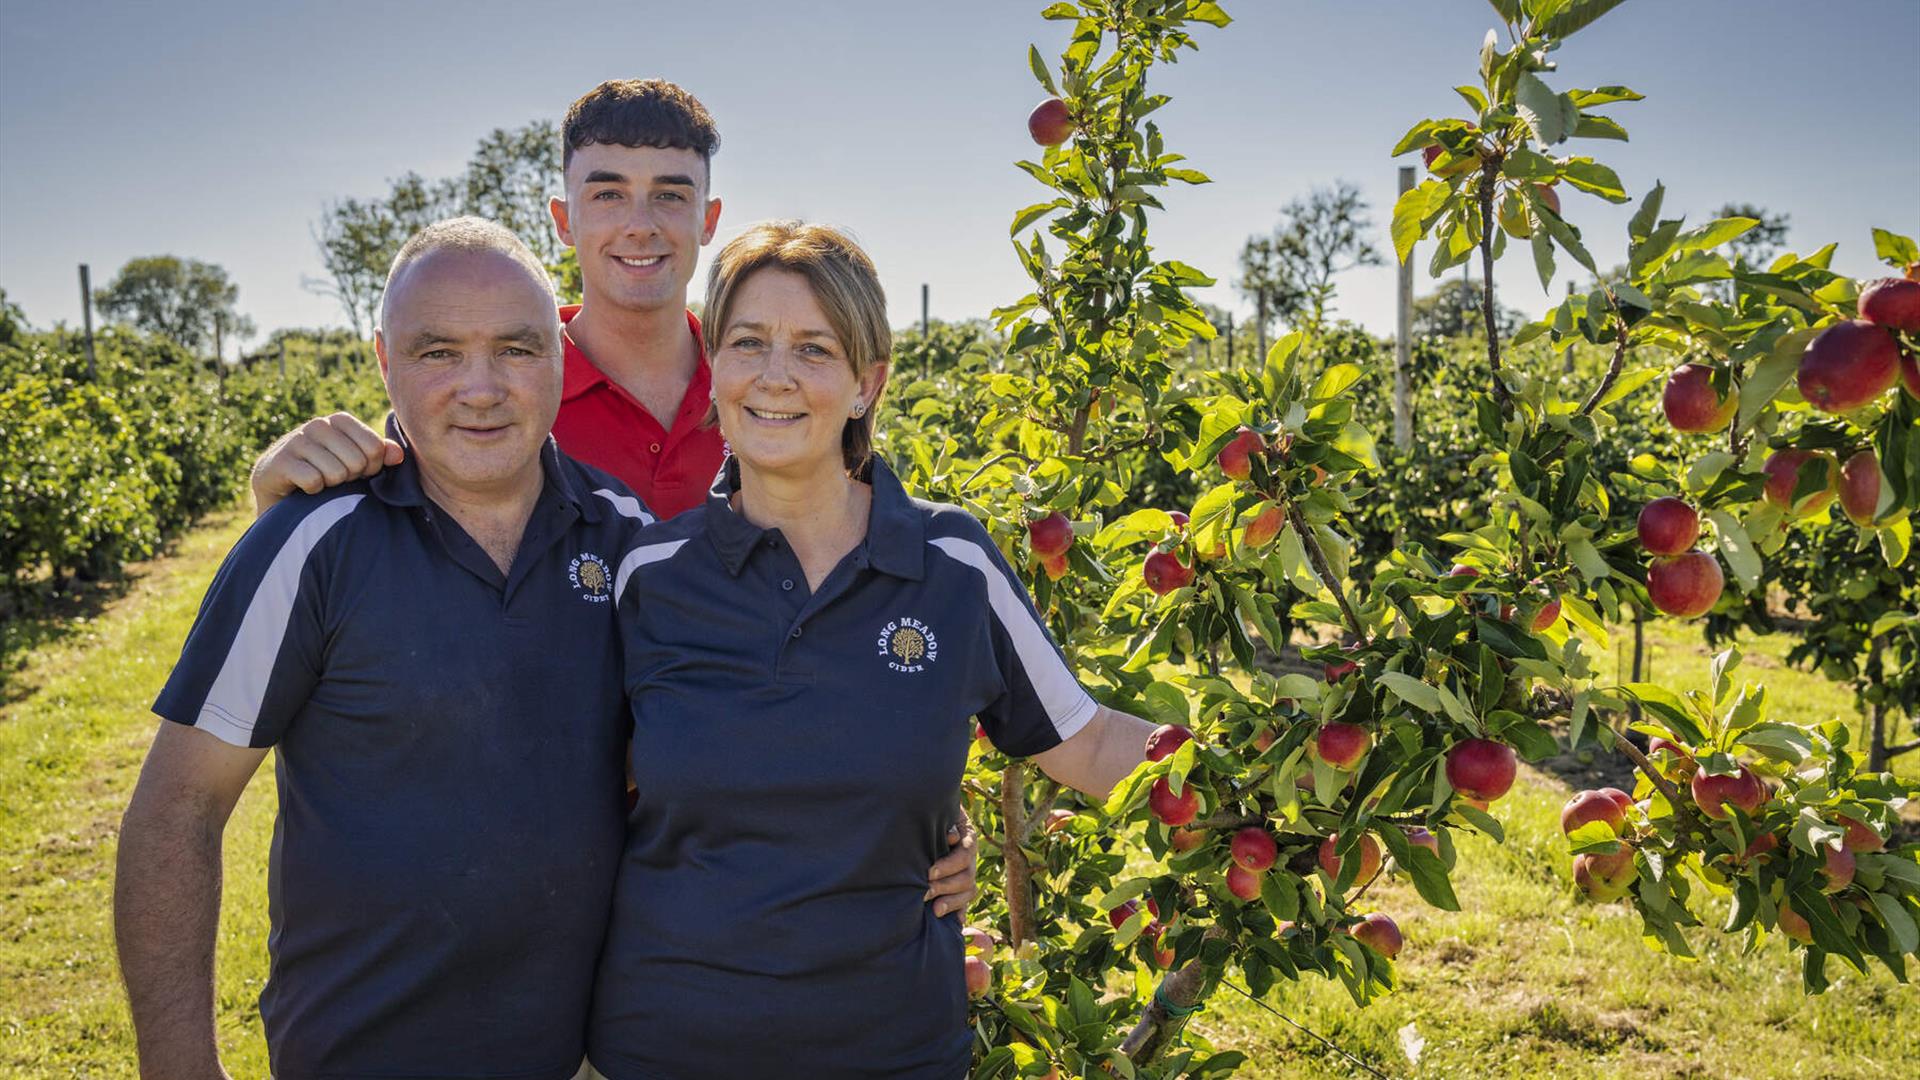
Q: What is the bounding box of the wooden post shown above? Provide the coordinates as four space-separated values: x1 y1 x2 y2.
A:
921 283 929 338
1225 312 1234 366
278 339 287 378
78 264 97 380
1563 279 1576 373
1255 291 1267 369
1393 166 1414 451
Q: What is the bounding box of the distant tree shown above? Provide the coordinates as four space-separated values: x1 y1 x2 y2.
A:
1239 180 1383 332
93 256 253 359
308 121 564 333
1713 201 1791 267
465 121 565 267
0 286 25 347
1411 277 1523 341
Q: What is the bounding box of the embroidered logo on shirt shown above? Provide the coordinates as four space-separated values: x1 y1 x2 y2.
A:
569 553 612 602
877 617 938 673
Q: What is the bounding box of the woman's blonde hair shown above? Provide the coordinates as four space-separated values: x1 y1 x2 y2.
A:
703 221 891 472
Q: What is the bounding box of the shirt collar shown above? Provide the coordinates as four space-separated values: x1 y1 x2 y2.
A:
702 454 925 580
369 413 594 522
560 305 709 405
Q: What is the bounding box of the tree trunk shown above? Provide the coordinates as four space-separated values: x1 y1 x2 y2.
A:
999 764 1036 947
1628 607 1646 724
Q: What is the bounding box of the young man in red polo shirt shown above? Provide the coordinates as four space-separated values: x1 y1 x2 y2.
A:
251 79 723 520
247 79 978 916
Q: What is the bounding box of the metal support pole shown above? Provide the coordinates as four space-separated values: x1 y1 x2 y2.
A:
1393 166 1414 451
78 264 97 380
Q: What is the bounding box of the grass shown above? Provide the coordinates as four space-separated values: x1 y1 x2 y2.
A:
1 509 1914 1078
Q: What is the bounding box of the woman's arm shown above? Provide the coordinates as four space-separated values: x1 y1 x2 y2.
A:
1030 704 1156 801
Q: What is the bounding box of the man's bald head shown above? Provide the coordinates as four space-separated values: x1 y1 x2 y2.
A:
380 216 556 331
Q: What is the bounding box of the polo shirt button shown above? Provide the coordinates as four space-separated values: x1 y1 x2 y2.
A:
790 626 803 639
781 579 794 591
649 442 662 453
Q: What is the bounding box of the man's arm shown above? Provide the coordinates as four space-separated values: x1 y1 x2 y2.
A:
249 412 402 517
115 721 269 1079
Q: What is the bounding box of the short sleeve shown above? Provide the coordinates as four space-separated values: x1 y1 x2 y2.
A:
151 492 362 748
928 519 1098 758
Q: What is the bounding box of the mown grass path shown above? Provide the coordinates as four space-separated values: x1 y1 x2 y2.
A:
1 509 1914 1077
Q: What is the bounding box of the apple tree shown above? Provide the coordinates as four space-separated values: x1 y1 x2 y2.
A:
880 2 1920 1076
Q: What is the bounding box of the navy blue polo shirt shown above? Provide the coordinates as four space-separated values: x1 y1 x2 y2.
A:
153 424 653 1080
587 455 1098 1080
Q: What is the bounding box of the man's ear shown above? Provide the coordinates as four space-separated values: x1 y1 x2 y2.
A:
549 195 575 248
374 329 392 385
700 196 723 245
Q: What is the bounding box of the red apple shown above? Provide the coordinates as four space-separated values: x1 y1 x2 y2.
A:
1169 827 1207 853
1647 737 1696 779
1404 826 1441 857
1836 814 1884 853
1458 795 1491 813
1838 449 1883 527
963 927 995 956
1447 563 1481 579
1027 97 1075 147
964 954 992 997
1689 765 1766 820
1168 510 1190 528
1317 831 1383 882
1762 448 1839 517
1106 898 1162 931
1598 788 1633 816
1250 726 1277 753
1799 320 1900 413
1042 809 1076 836
1637 497 1700 556
1349 913 1403 958
1445 738 1518 802
1739 832 1781 864
1820 844 1856 894
1901 351 1920 400
1646 551 1723 619
1039 552 1070 581
1144 723 1194 762
1230 827 1278 873
1311 721 1371 770
1520 591 1562 632
1422 142 1478 178
1858 277 1920 332
1561 789 1628 836
1662 363 1738 433
1573 848 1637 901
1148 777 1200 826
1777 899 1815 945
1244 503 1283 548
1143 551 1194 594
1216 427 1266 480
1225 863 1264 901
1323 642 1362 682
1028 511 1073 557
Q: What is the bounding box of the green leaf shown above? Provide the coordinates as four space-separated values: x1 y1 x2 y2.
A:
1378 672 1442 714
1391 180 1451 265
1596 367 1663 410
1311 362 1367 401
1027 44 1059 94
1706 509 1762 592
1573 114 1629 141
1738 328 1816 432
1456 802 1505 843
1880 517 1912 569
1561 159 1627 201
1628 183 1665 243
1164 167 1211 184
1539 0 1629 39
1567 538 1612 583
1675 217 1759 254
1872 228 1919 267
1514 73 1577 144
1685 452 1736 493
1624 683 1707 745
1010 200 1063 235
1870 892 1919 956
1530 229 1556 291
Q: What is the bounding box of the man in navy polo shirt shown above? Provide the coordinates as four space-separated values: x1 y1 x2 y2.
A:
114 218 648 1079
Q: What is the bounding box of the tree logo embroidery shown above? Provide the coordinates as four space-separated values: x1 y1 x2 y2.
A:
569 553 612 603
877 617 938 673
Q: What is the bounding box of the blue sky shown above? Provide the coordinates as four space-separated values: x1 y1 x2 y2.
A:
3 0 1916 352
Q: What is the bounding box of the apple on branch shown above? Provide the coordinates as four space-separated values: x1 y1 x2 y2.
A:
1216 426 1266 481
1798 320 1899 413
1761 448 1839 518
1860 277 1920 331
1637 497 1700 556
1026 97 1074 147
1662 363 1738 433
1646 551 1724 619
1349 913 1403 958
1445 738 1517 802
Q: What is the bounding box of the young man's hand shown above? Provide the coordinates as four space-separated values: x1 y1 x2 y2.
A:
250 413 403 516
926 812 979 918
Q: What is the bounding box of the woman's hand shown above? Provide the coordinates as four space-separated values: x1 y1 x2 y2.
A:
925 813 979 917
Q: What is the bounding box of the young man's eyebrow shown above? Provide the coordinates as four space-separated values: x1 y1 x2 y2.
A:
653 174 697 189
581 169 627 184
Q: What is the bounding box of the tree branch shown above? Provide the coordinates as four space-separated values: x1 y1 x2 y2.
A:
1575 288 1630 417
1119 926 1227 1061
1000 764 1037 948
1609 724 1712 838
1475 157 1513 412
1287 503 1366 644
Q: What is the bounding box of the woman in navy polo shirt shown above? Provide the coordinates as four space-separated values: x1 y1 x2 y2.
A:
586 221 1157 1080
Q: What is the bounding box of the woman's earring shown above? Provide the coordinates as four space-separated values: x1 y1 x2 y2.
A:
852 402 867 418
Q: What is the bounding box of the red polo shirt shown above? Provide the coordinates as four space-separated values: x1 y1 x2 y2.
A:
551 305 727 520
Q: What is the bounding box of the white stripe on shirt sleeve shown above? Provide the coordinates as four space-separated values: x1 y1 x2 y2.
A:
198 494 364 747
614 538 689 598
928 535 1098 743
594 488 656 526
